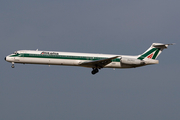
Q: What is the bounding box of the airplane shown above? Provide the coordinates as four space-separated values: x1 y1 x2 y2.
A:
5 43 173 75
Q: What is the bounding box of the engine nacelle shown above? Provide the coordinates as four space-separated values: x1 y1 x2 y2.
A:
120 57 145 66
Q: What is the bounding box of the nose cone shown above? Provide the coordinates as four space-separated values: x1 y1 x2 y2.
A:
4 57 6 61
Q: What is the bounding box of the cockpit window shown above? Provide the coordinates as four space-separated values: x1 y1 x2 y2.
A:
14 51 18 54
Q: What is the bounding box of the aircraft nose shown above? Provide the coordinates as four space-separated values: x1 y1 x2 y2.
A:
4 57 6 61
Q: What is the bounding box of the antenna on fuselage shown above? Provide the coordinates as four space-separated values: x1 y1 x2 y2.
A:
36 49 38 51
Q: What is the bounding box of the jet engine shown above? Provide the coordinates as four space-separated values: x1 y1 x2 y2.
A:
120 57 145 66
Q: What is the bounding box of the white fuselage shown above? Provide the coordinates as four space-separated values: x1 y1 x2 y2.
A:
5 50 158 69
5 43 173 74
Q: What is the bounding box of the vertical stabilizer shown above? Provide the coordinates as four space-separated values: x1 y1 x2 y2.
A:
137 43 174 60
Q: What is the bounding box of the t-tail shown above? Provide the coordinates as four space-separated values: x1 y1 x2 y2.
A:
137 43 174 60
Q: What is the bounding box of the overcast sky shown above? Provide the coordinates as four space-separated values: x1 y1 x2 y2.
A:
1 1 180 120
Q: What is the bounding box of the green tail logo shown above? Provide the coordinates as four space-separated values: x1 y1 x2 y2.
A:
138 48 160 60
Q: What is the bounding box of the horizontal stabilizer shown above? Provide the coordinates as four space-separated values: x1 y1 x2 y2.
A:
152 43 175 48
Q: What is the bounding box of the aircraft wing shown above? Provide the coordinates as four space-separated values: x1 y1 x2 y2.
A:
79 56 120 68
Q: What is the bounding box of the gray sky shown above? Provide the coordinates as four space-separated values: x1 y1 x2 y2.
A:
1 1 180 120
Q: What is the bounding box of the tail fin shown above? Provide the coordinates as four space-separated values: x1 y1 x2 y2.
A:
137 43 174 60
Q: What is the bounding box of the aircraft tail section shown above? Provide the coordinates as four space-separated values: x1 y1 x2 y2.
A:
137 43 174 60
